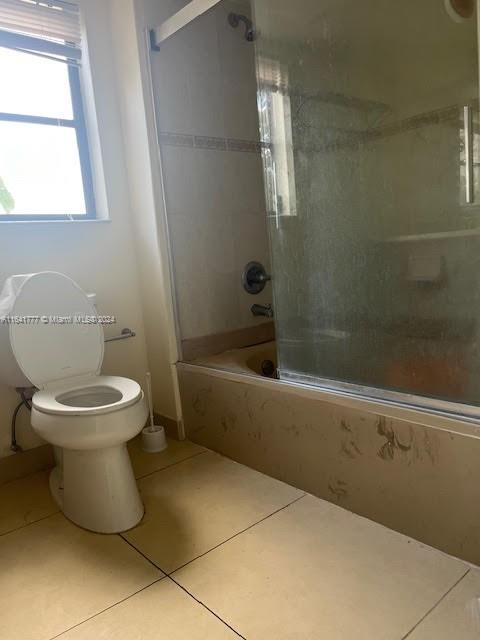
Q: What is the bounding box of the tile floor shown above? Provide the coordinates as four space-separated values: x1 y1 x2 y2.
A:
1 437 479 639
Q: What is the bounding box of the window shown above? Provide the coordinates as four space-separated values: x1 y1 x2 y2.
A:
0 0 95 220
460 106 480 208
257 58 297 222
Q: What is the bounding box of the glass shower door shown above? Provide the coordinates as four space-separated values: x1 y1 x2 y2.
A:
253 0 480 412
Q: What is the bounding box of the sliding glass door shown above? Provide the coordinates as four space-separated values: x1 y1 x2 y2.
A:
254 0 480 411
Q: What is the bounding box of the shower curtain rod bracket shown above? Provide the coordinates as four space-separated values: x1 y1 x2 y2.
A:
149 0 223 47
149 28 160 52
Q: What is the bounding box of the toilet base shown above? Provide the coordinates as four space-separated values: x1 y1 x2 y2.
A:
53 443 144 534
49 465 63 509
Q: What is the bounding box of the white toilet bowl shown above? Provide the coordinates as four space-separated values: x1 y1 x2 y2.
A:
33 375 147 533
0 272 147 533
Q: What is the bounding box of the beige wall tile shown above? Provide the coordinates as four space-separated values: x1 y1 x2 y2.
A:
216 0 259 141
224 153 266 215
152 0 269 345
151 31 193 135
123 451 302 572
174 495 468 640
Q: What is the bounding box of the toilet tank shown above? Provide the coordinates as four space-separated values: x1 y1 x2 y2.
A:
0 326 30 387
0 274 33 387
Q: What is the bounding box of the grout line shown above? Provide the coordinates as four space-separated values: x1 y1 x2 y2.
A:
0 449 208 542
0 509 60 539
119 533 166 573
117 535 246 637
401 568 471 640
119 493 306 578
134 449 208 481
169 493 307 575
48 575 165 640
1 449 208 540
0 464 54 488
167 574 247 639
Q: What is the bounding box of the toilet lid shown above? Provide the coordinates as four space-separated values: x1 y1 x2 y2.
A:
9 272 104 388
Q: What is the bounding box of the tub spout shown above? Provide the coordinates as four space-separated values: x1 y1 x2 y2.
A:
251 303 274 318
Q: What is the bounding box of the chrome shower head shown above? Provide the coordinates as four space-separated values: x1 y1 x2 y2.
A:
228 12 255 41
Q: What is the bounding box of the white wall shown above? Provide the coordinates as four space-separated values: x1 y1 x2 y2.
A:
0 0 152 457
108 0 183 426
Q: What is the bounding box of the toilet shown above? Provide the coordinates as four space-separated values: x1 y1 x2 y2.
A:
0 271 148 534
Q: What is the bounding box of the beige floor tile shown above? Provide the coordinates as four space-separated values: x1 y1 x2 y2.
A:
58 578 238 639
0 470 58 536
174 495 468 640
128 436 206 479
0 513 162 640
407 569 480 639
123 451 303 573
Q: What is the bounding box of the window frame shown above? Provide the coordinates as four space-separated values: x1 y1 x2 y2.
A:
0 36 96 221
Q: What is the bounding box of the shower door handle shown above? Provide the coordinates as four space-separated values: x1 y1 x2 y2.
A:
464 105 474 204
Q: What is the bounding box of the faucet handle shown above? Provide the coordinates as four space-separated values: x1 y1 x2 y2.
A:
243 262 271 294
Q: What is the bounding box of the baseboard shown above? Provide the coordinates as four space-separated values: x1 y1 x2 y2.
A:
153 412 183 440
0 444 55 485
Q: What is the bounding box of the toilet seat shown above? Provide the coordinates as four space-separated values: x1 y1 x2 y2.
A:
33 375 143 416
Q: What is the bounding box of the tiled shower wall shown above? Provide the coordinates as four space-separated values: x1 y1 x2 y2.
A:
150 0 272 347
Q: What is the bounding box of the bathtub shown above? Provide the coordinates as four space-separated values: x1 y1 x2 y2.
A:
191 341 278 377
177 341 480 565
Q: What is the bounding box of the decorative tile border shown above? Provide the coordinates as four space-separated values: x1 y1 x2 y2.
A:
194 135 226 151
227 138 263 153
160 102 475 156
158 131 195 148
299 103 470 154
159 130 262 154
